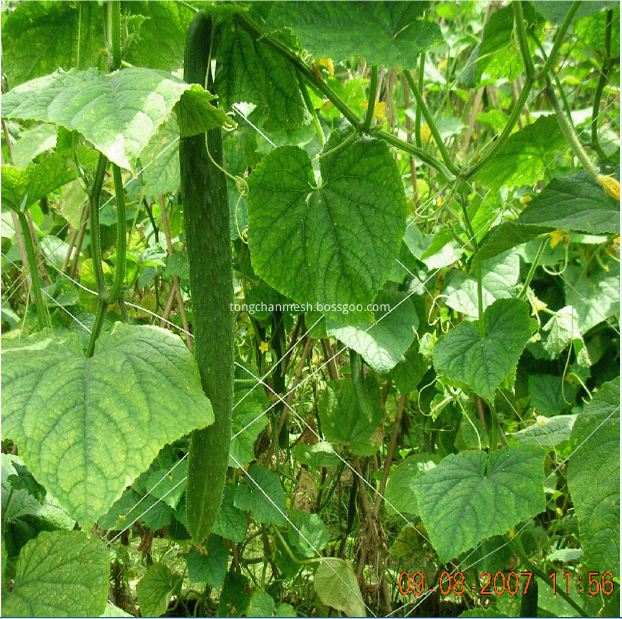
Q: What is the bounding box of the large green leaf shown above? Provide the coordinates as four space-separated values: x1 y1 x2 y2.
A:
1 530 109 618
318 377 384 456
516 172 620 234
326 290 419 374
136 563 177 618
387 339 431 394
314 558 366 617
218 572 252 617
187 536 229 590
563 262 620 334
574 7 621 59
247 128 407 309
443 250 520 319
139 116 180 197
214 22 310 132
472 222 551 266
1 324 213 530
568 379 620 573
229 387 271 468
1 1 106 87
264 2 443 69
433 299 533 402
1 153 75 212
477 116 565 191
1 68 228 173
411 446 546 562
234 465 287 526
211 485 247 543
512 415 577 448
536 1 619 24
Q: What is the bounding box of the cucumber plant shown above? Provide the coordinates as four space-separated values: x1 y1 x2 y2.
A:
1 2 619 617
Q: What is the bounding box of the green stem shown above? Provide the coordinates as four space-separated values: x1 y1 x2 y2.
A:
86 153 109 357
17 210 49 330
108 1 122 71
415 52 425 148
108 164 126 305
272 526 322 565
377 130 454 181
546 84 599 179
362 65 378 132
513 2 535 79
237 14 361 128
297 71 325 146
465 76 533 179
506 537 589 618
476 265 485 337
518 237 547 300
590 10 613 159
489 403 498 450
403 69 459 175
537 1 582 80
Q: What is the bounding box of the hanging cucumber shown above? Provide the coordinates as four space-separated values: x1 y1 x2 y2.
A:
180 11 234 544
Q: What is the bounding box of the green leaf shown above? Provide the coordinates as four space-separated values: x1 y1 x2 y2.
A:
563 263 620 334
101 603 133 617
215 22 311 132
288 510 330 558
248 591 276 618
1 531 109 618
477 116 565 190
2 68 228 173
512 415 577 448
472 222 551 266
12 124 58 168
314 558 365 618
275 602 297 617
536 1 619 24
234 465 286 526
1 154 75 212
387 339 431 394
574 8 621 59
1 324 213 529
124 1 195 72
264 2 443 69
433 299 533 402
247 128 406 309
516 172 620 234
384 453 440 517
2 1 106 87
411 446 546 562
230 388 271 468
218 572 252 617
542 305 582 354
212 485 247 543
98 487 172 532
187 536 229 589
528 374 572 416
136 563 176 618
326 290 419 374
139 115 180 197
568 379 620 572
318 378 384 456
475 5 537 83
443 250 520 319
293 441 340 468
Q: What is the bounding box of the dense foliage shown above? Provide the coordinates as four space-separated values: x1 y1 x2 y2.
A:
1 1 620 617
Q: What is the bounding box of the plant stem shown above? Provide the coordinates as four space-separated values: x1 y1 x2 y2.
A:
86 153 109 357
403 69 460 175
506 537 589 617
546 84 599 179
489 402 498 450
108 1 122 71
465 75 533 179
362 66 378 132
108 164 126 305
512 1 535 79
297 71 325 146
272 526 322 565
537 1 581 80
518 237 547 300
415 52 425 148
591 10 613 159
17 210 49 330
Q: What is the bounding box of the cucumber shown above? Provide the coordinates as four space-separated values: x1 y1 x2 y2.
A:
180 11 234 544
519 576 538 618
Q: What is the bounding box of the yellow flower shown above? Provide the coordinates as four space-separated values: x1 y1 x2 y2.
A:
435 196 443 208
613 236 620 245
522 195 532 205
530 295 548 316
597 174 620 201
556 507 564 516
259 341 269 354
360 100 386 123
536 415 548 425
315 57 334 76
437 58 448 71
420 122 432 142
549 229 566 249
